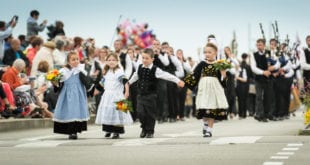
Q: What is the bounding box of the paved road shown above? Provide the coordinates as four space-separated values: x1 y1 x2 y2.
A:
0 111 309 165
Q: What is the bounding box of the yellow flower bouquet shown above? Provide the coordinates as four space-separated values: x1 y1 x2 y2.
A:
46 69 62 81
115 99 133 113
304 108 310 125
300 82 310 126
213 59 232 71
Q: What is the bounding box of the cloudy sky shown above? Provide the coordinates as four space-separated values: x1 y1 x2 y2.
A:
1 0 309 59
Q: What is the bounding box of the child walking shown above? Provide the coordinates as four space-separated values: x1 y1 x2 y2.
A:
95 53 132 139
53 51 89 140
185 43 228 137
128 48 184 138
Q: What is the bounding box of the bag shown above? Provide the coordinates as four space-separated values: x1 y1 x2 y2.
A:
249 83 256 94
289 87 301 113
79 72 95 92
14 91 32 107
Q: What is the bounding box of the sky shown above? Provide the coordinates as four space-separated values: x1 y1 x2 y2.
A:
1 0 309 60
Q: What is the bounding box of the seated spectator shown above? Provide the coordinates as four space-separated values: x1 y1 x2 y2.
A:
3 38 30 67
1 59 28 90
52 39 66 66
0 82 16 118
26 37 43 66
30 41 55 76
18 34 28 51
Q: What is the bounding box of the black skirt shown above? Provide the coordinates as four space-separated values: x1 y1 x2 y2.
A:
196 109 227 120
54 121 87 135
102 124 125 134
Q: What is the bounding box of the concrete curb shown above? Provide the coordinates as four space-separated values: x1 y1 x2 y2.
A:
0 115 96 132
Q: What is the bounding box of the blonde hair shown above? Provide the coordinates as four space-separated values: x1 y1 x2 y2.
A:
205 43 218 52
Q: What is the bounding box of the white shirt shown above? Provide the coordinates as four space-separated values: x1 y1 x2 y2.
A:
300 47 310 70
0 26 13 61
169 55 184 78
158 53 170 66
227 56 239 75
128 63 181 85
60 64 86 82
122 54 133 79
52 49 67 66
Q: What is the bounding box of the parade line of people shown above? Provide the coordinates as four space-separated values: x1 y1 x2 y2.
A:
0 10 307 139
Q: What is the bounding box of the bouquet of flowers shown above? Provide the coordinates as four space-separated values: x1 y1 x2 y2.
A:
300 81 310 126
213 59 232 71
115 99 133 113
46 69 62 81
304 109 310 126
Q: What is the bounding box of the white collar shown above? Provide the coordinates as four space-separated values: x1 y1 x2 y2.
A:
142 64 153 69
258 50 265 55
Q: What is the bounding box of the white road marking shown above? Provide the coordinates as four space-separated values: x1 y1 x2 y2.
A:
15 140 70 148
270 156 289 159
276 152 294 155
112 138 172 146
19 135 62 141
162 131 199 137
210 136 262 145
282 147 299 151
287 143 303 147
262 162 283 165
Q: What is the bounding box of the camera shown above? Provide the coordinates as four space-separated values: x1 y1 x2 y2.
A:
12 15 18 22
28 76 36 81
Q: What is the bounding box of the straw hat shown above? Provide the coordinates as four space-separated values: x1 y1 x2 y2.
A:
43 41 56 49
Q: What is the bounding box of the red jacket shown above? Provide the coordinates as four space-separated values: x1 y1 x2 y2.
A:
1 67 22 90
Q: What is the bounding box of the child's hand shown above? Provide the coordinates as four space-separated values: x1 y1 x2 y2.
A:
124 91 129 99
93 89 100 96
178 80 185 88
220 70 227 79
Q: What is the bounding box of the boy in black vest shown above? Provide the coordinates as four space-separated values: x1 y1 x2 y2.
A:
128 48 185 138
250 39 279 122
301 35 310 86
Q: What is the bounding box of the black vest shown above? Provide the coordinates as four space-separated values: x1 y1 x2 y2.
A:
253 50 270 82
153 54 165 70
137 64 158 95
165 56 177 74
119 53 127 69
303 49 310 79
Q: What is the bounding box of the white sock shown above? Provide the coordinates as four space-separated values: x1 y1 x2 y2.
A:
207 127 213 133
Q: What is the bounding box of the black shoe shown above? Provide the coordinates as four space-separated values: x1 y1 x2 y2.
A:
203 132 212 138
105 132 111 138
254 116 262 121
261 118 268 122
203 129 207 135
268 116 277 121
169 118 176 123
140 131 146 138
0 109 11 119
112 133 119 139
68 134 78 140
146 133 154 138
